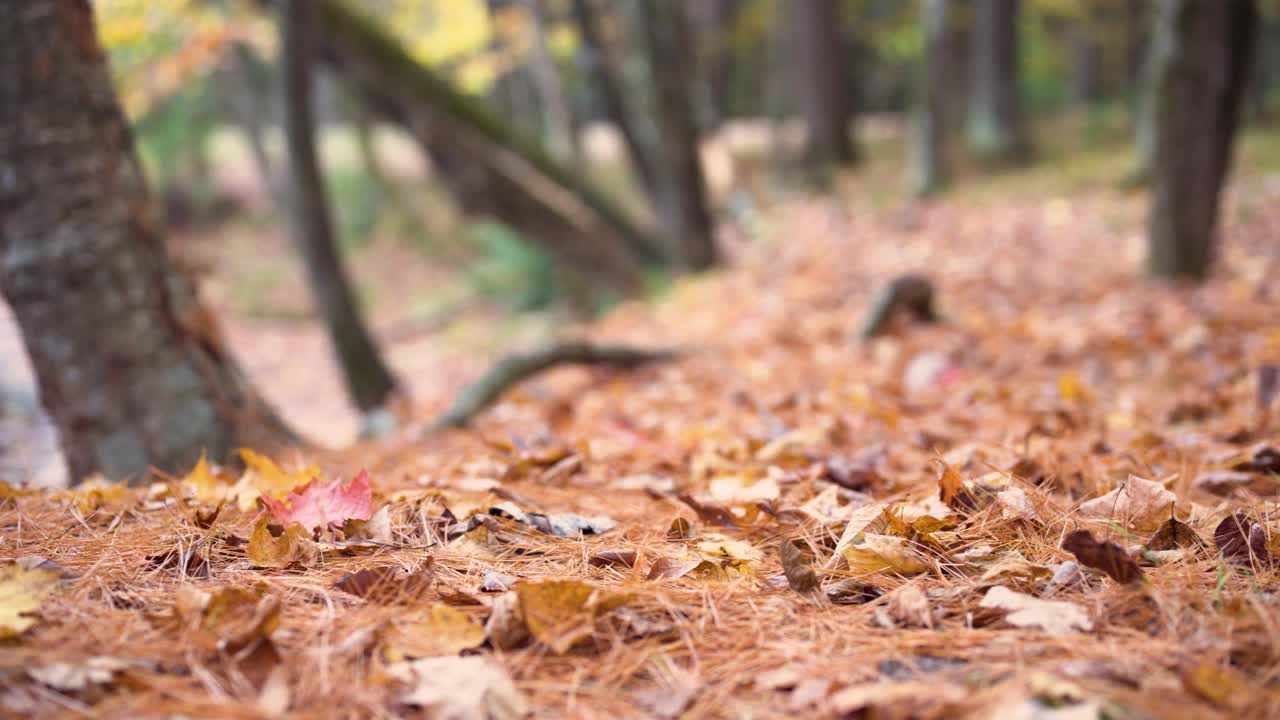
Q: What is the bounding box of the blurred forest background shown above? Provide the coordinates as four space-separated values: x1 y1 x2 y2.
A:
2 0 1278 485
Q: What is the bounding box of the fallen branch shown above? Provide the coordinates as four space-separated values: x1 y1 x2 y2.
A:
858 274 939 338
425 341 679 433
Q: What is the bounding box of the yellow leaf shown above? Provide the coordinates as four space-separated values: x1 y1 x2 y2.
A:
1182 663 1249 711
51 476 129 514
381 604 486 662
843 534 930 575
0 562 61 639
182 451 229 504
234 449 319 511
1057 372 1089 402
515 580 628 654
246 516 319 569
696 534 763 564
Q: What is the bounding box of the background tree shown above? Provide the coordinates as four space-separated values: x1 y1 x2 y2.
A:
968 0 1031 164
909 0 952 198
280 0 400 414
796 0 858 179
1147 0 1258 279
525 0 579 164
639 0 719 270
0 1 290 481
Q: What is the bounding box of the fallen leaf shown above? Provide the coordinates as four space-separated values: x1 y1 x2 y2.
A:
830 502 891 562
977 551 1054 585
1230 445 1280 474
1078 475 1176 532
333 563 435 603
588 548 639 568
708 474 780 504
479 570 519 593
825 579 883 605
885 584 932 628
485 591 531 650
779 540 820 593
182 451 232 504
1195 470 1277 497
0 561 61 639
380 603 486 661
979 586 1092 634
1062 530 1143 584
675 492 739 528
488 502 616 536
246 516 320 569
843 534 931 575
995 487 1040 522
515 580 629 654
26 657 131 692
829 681 967 716
261 470 373 532
1145 516 1208 552
667 517 694 539
1213 512 1272 564
1181 663 1249 711
233 449 320 511
646 556 712 581
176 584 280 654
696 534 763 564
386 656 529 719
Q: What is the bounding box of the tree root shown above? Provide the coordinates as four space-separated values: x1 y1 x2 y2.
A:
424 340 679 433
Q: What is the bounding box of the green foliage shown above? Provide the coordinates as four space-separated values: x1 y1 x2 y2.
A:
133 76 219 197
325 169 386 251
462 222 560 312
1022 2 1070 109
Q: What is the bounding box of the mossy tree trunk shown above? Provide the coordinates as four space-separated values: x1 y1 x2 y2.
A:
967 0 1030 165
0 1 292 482
639 0 719 270
1147 0 1258 280
281 0 398 412
304 0 665 291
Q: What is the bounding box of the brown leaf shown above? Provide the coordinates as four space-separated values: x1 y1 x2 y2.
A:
675 493 738 528
667 517 694 539
485 591 530 650
779 540 820 593
1230 446 1280 474
1145 517 1208 552
1062 530 1143 584
515 579 629 654
333 562 435 603
885 584 932 628
146 546 211 578
1182 663 1250 711
246 516 319 569
379 603 486 661
589 548 638 569
1213 512 1272 564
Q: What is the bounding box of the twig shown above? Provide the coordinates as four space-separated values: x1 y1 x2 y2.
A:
423 340 680 433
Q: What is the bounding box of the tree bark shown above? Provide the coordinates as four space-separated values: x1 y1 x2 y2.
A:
639 0 719 270
796 0 858 178
967 0 1030 165
302 0 664 289
281 0 398 412
525 0 579 164
693 0 741 129
909 0 952 198
571 0 658 195
0 1 291 482
1070 14 1104 106
1147 0 1258 280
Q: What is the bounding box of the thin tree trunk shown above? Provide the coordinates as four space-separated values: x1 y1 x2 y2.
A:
572 0 658 195
1147 0 1258 280
796 0 858 179
226 40 285 207
0 1 291 481
1070 14 1104 106
304 0 665 288
525 0 579 163
640 0 719 270
967 0 1030 165
696 0 740 129
909 0 951 198
281 0 398 412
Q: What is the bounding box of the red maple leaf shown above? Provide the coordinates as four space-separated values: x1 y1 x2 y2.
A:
261 469 373 531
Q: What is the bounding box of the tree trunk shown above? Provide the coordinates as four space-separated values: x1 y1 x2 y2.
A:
796 0 858 178
281 0 398 412
1147 0 1258 280
525 0 579 164
693 0 740 129
304 0 664 289
571 0 659 195
967 0 1030 165
225 40 285 207
909 0 952 198
639 0 719 270
0 1 291 482
1070 15 1104 106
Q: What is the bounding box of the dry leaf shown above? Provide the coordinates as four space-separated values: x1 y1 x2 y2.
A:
515 580 629 654
1213 512 1272 564
176 584 280 654
708 474 780 504
488 502 616 536
995 487 1040 522
646 556 713 581
588 548 639 568
830 502 890 562
333 563 436 603
696 534 762 564
1145 517 1208 552
885 584 932 628
0 561 61 639
234 449 320 511
843 534 931 575
386 656 529 719
26 657 131 691
1061 530 1143 584
1077 475 1176 532
1181 663 1249 711
779 540 820 593
261 470 373 532
485 591 531 650
381 604 486 661
979 586 1092 634
977 551 1054 585
1194 470 1277 497
182 451 232 504
246 516 320 569
667 517 694 539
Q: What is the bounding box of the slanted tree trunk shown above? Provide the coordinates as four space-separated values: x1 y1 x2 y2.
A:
525 0 579 164
0 1 291 482
281 0 398 412
967 0 1030 165
571 0 658 195
909 0 952 198
304 0 664 290
796 0 858 178
639 0 719 270
1147 0 1258 280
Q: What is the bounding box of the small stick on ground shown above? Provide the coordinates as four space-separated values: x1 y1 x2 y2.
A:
858 273 939 339
424 340 679 434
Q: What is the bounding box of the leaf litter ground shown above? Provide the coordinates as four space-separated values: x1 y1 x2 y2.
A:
4 175 1280 718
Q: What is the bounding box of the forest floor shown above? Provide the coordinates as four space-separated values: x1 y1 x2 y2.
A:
3 123 1280 718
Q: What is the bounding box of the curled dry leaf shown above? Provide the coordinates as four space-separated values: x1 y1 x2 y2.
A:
1077 475 1176 532
261 469 373 532
333 562 436 603
979 586 1092 635
1213 512 1272 564
386 656 529 719
233 449 321 511
885 584 932 629
843 534 931 575
488 502 616 537
667 517 694 539
646 556 715 581
589 548 639 569
0 561 61 638
246 516 320 569
380 603 486 661
696 534 762 564
675 493 740 528
1145 516 1208 552
995 487 1040 522
1061 530 1143 584
779 540 820 593
825 579 883 605
515 579 630 654
976 551 1054 585
175 584 280 654
485 591 530 650
830 502 890 563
